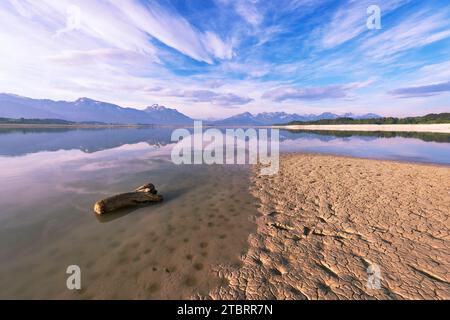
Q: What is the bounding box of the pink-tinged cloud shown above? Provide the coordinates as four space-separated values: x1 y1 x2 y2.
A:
262 82 371 102
146 88 253 107
389 81 450 98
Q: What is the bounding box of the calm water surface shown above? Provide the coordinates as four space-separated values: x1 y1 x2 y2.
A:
0 127 449 299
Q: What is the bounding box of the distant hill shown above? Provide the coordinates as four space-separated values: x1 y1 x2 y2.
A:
0 94 194 125
212 111 381 126
283 113 450 125
0 118 77 125
0 117 110 125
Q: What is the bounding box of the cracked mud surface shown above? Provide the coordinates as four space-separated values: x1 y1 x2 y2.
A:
208 154 450 300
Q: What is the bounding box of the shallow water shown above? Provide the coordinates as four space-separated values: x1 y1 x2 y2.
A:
279 130 450 165
0 127 449 299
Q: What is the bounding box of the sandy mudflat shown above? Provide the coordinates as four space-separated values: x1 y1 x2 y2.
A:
208 154 450 300
274 123 450 133
0 162 257 300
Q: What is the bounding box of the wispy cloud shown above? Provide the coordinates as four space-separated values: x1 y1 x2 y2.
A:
389 81 450 98
146 88 253 107
115 0 232 64
417 60 450 83
3 0 233 64
216 0 264 27
235 0 264 27
360 8 450 59
320 0 409 49
184 90 254 107
1 0 449 118
262 81 371 102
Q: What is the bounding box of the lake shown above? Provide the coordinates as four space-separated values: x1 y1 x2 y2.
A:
0 127 449 299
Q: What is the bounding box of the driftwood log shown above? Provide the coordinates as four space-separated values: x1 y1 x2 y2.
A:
94 183 163 215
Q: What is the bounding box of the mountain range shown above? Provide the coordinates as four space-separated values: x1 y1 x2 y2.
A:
0 94 192 125
0 93 381 125
211 111 381 125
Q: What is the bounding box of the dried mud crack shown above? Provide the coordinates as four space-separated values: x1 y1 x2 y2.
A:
207 154 450 300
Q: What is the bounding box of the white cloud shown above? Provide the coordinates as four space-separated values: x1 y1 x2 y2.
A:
114 0 212 63
144 87 253 107
235 0 264 27
215 0 264 27
2 0 233 64
0 0 448 119
262 81 372 102
320 0 409 49
360 9 450 59
202 32 235 60
0 0 241 118
418 60 450 83
47 49 150 65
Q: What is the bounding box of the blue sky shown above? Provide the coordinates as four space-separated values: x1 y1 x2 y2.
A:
1 0 450 118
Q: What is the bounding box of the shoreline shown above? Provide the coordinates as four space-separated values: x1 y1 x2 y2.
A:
282 151 450 168
209 153 450 300
273 123 450 133
1 123 450 133
0 124 191 129
0 124 154 129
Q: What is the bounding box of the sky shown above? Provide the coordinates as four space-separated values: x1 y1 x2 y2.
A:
0 0 450 119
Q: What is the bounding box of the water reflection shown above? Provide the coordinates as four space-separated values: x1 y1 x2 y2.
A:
0 128 175 156
0 127 449 299
283 129 450 143
0 144 257 299
0 127 449 165
279 130 450 165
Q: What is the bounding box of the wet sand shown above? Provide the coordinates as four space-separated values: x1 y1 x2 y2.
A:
275 123 450 133
209 154 450 300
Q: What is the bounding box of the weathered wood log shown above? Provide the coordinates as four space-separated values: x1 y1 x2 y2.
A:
94 183 163 215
